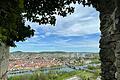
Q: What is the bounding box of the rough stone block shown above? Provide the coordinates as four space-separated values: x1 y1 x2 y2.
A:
0 42 9 80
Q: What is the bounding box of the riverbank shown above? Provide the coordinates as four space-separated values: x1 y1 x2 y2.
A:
8 63 100 77
8 68 100 80
65 76 82 80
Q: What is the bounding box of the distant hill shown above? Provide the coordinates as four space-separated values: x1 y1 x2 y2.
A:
11 51 98 54
10 51 99 59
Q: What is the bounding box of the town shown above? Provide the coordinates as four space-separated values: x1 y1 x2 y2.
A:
9 51 99 71
8 51 101 80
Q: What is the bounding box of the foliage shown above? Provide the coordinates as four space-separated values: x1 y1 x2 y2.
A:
8 69 100 80
0 0 101 46
0 0 34 46
90 59 101 64
23 0 98 25
77 70 100 80
87 65 100 70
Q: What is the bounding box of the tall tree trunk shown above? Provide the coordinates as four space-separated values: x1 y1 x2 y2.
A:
0 42 9 80
99 12 117 80
95 0 117 79
114 0 120 79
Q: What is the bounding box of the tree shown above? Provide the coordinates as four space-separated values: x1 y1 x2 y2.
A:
0 0 34 47
0 0 99 46
0 0 119 80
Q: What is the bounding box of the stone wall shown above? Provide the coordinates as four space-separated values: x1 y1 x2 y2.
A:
114 2 120 79
0 42 9 80
98 0 120 80
99 11 117 80
97 1 116 79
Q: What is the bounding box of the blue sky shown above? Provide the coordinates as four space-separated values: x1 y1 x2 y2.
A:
10 4 100 52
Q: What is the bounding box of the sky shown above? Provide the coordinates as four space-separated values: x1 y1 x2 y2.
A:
10 3 100 52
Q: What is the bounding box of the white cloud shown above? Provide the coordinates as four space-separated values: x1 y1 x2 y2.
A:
24 4 100 37
53 39 99 48
39 4 100 37
11 4 100 52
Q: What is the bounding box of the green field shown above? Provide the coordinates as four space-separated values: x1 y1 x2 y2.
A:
8 68 100 80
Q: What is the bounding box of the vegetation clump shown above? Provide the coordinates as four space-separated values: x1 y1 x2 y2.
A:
8 69 100 80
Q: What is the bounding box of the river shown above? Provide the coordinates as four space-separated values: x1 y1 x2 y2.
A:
8 63 100 77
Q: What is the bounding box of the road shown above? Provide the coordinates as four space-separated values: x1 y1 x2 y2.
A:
65 76 82 80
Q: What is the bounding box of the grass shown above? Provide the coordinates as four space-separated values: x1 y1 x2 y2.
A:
8 69 100 80
77 69 100 80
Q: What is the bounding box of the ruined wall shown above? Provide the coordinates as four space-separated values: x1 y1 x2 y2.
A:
99 11 116 80
99 0 120 79
96 1 116 80
99 0 120 80
0 42 9 80
114 4 120 79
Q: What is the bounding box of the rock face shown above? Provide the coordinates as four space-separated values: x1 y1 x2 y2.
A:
0 42 9 80
99 11 117 80
92 0 116 79
114 1 120 79
98 0 120 80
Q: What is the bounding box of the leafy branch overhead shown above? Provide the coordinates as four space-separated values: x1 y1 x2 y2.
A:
0 0 34 46
23 0 99 25
0 0 99 46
